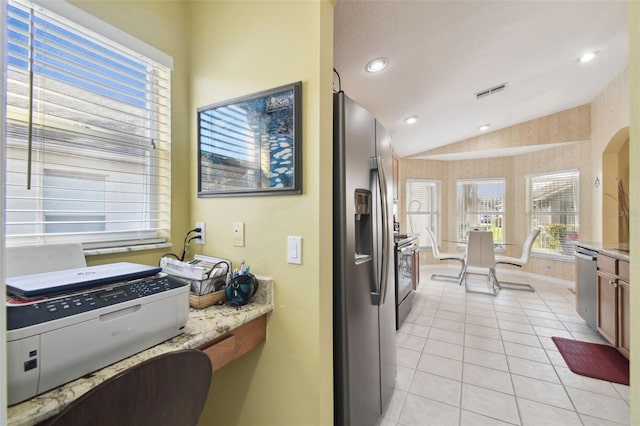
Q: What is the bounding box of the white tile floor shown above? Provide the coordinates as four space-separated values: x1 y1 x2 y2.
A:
381 265 631 426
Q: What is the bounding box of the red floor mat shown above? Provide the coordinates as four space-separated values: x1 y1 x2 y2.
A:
552 336 629 385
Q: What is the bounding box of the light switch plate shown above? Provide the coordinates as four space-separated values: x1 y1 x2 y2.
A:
233 222 245 247
287 236 302 264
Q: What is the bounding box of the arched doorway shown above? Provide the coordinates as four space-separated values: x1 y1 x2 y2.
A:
602 127 629 244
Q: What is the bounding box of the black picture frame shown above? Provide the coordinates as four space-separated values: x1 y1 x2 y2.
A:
197 82 302 197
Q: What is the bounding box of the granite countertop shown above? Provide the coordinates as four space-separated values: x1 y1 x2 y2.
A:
576 241 630 262
8 277 274 426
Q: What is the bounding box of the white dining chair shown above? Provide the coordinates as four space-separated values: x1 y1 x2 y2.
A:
459 230 500 296
494 228 540 292
424 227 465 283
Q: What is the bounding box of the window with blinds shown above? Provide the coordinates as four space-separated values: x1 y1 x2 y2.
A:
406 179 439 248
457 179 505 243
528 170 579 257
4 0 172 248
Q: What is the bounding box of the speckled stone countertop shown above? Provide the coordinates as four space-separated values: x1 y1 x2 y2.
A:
8 277 273 426
576 241 630 262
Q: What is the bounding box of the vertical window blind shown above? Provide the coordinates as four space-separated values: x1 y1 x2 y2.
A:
406 179 439 248
4 0 172 248
528 170 579 257
457 179 505 243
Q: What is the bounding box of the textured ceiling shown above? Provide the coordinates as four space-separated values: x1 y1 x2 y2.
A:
334 0 629 158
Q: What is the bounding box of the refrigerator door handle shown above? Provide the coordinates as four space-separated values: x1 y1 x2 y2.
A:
370 156 390 306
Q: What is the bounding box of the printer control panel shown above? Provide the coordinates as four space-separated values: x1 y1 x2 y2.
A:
7 275 186 330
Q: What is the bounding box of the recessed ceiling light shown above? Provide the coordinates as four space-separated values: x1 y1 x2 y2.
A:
478 124 490 131
366 57 388 73
404 115 418 125
578 51 598 63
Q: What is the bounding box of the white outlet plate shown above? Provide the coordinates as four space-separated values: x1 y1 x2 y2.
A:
195 222 205 245
233 222 245 247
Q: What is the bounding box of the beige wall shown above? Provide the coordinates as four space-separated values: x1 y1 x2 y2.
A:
591 69 630 244
628 2 638 423
400 109 592 281
413 104 590 157
187 2 334 425
64 1 335 425
400 68 630 283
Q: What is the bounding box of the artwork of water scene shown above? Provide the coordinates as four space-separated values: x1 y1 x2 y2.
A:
198 82 302 197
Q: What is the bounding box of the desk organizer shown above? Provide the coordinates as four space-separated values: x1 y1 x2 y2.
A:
189 288 226 309
169 275 227 309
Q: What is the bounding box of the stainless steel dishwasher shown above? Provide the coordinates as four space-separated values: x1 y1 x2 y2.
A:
575 245 598 330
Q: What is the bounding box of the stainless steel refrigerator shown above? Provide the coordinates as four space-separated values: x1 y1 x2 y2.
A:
333 91 397 426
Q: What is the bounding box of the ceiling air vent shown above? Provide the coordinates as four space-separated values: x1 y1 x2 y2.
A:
475 83 507 99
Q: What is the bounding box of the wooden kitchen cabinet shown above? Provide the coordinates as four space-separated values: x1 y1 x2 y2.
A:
596 254 630 359
596 269 617 345
618 278 630 358
618 260 630 358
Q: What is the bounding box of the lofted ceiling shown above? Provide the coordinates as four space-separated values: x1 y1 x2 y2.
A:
333 0 629 159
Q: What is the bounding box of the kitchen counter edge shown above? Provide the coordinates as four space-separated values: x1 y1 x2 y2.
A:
576 242 630 262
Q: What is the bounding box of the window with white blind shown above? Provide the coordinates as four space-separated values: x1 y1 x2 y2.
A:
528 170 579 257
457 179 505 243
4 0 172 248
406 179 440 248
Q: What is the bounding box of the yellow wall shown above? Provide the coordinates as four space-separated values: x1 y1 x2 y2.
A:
65 1 335 425
628 2 639 423
187 2 334 425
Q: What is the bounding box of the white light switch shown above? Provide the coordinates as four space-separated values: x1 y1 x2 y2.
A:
287 236 302 264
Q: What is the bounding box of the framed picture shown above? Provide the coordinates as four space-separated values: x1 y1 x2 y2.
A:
197 82 302 197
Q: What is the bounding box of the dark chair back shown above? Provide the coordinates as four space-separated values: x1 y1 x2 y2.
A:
46 349 212 426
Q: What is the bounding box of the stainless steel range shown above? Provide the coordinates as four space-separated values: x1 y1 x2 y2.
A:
394 235 418 329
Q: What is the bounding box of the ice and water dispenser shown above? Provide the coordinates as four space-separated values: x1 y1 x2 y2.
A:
354 189 372 263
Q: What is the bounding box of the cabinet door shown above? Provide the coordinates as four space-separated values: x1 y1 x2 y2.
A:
596 271 617 345
617 279 630 359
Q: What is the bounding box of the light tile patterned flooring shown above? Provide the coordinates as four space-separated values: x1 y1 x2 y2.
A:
380 266 631 426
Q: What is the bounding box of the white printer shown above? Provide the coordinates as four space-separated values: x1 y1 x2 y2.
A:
6 257 190 406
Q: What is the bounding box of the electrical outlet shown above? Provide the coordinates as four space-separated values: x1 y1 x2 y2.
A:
233 222 245 247
195 222 205 245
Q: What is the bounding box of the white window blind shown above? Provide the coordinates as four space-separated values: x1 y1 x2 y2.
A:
457 179 505 243
528 170 579 257
406 179 439 248
4 0 172 248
